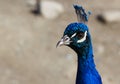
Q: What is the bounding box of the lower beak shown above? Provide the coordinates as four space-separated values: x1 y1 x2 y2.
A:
56 35 71 47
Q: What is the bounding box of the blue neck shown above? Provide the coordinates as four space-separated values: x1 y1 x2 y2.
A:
76 43 102 84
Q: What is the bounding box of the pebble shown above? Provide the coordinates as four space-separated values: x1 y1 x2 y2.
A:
26 0 64 19
97 10 120 23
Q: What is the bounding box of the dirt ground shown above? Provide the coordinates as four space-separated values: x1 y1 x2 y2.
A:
0 0 120 84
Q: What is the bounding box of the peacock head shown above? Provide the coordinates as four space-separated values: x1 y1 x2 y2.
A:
57 5 92 53
56 22 91 53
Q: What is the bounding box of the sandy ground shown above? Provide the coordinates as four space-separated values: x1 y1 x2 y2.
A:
0 0 120 84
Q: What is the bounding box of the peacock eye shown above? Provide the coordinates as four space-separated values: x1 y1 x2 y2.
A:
76 31 85 39
63 35 70 41
64 37 69 41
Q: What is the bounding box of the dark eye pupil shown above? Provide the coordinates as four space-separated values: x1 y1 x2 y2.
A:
65 37 69 40
77 32 84 39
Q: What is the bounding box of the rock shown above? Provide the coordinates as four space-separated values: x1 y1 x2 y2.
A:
41 1 64 19
26 0 64 19
97 10 120 23
26 0 36 7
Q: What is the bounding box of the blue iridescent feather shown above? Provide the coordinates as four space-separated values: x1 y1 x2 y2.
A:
57 5 102 84
65 22 102 84
73 5 91 23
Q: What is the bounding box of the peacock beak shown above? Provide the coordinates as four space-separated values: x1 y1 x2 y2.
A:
56 35 71 47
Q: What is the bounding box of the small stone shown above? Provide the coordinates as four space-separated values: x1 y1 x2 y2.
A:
97 10 120 23
26 0 64 19
26 0 36 6
41 1 64 19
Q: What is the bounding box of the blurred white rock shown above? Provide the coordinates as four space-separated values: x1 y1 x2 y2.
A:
26 0 36 6
97 10 120 23
26 0 64 19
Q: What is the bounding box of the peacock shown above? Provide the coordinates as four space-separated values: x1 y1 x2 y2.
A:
56 5 102 84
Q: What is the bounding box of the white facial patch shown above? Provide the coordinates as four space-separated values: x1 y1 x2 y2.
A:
77 31 87 43
71 33 77 38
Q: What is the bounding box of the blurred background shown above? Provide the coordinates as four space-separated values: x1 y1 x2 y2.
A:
0 0 120 84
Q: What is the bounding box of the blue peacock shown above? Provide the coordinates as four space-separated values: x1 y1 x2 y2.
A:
56 5 102 84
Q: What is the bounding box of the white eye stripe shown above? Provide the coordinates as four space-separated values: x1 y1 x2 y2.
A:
77 31 87 43
71 33 77 38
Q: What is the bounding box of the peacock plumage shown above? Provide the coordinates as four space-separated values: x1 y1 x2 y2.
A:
57 5 102 84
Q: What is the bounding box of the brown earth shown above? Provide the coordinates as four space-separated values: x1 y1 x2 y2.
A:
0 0 120 84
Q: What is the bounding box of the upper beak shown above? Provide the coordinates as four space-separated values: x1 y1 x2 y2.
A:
56 35 71 47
